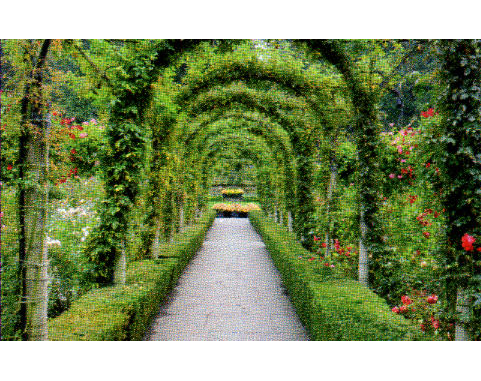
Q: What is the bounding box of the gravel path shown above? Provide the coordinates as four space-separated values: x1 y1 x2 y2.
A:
144 218 309 341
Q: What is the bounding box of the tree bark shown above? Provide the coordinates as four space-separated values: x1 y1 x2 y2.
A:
358 208 369 287
455 287 470 341
17 39 52 340
113 239 126 285
324 159 338 259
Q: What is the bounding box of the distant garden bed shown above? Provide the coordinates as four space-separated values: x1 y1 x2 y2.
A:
221 188 244 201
212 202 260 218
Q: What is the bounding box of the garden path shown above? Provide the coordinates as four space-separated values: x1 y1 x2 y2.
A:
144 218 309 341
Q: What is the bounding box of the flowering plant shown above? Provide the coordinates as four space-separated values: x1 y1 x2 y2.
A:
221 188 244 196
212 202 260 213
391 290 451 339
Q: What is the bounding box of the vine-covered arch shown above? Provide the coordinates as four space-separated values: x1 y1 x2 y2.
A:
181 110 296 212
191 117 294 222
180 81 318 244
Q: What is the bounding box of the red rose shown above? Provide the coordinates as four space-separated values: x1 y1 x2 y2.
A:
321 242 327 248
392 306 400 314
427 294 438 304
7 164 13 170
399 305 407 313
462 233 476 251
401 295 412 305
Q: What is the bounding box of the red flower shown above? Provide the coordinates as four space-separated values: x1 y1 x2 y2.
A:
308 257 315 262
392 306 400 314
401 295 412 305
71 149 77 155
69 133 76 139
425 162 431 168
321 242 327 248
7 164 13 170
423 232 430 238
324 262 330 267
462 233 476 251
421 108 435 118
432 319 440 329
313 235 321 241
399 305 408 313
420 324 425 332
427 294 438 304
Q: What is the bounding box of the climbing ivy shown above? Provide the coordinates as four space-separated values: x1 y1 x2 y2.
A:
432 40 481 338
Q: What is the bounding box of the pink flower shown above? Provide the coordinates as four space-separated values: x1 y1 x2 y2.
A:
330 264 335 268
400 159 406 163
79 133 88 138
397 175 403 179
389 173 395 179
427 294 438 304
90 118 97 125
392 306 400 314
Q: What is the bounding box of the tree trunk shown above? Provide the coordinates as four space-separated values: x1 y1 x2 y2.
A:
358 208 369 287
17 39 51 341
151 219 161 259
287 211 293 232
113 239 126 285
455 287 470 341
325 160 338 259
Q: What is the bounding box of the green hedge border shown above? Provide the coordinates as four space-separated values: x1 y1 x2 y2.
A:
249 210 423 341
48 210 216 341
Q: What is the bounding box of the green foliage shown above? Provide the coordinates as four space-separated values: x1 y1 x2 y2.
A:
49 210 215 340
249 210 422 340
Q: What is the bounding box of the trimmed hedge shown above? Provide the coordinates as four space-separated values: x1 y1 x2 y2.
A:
48 210 216 341
249 210 423 341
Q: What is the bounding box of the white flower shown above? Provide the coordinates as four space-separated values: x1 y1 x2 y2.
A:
46 236 61 247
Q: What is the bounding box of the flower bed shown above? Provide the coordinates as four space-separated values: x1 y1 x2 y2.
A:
221 188 244 200
212 202 260 218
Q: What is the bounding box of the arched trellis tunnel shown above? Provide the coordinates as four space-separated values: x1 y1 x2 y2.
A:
11 39 481 341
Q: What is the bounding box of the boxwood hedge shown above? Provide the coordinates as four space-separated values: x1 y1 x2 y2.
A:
48 210 216 341
249 210 423 341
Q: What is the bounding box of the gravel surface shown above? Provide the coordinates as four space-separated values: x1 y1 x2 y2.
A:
144 218 309 341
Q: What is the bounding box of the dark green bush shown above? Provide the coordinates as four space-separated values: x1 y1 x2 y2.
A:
249 210 423 341
48 210 216 341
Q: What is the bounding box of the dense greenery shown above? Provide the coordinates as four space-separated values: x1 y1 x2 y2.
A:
2 39 480 341
249 210 422 340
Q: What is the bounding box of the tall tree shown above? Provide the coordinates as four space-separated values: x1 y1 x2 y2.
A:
16 39 52 340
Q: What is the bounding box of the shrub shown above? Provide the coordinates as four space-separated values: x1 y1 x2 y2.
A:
249 210 423 341
48 210 216 340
